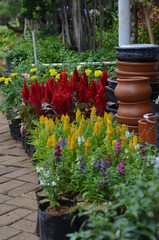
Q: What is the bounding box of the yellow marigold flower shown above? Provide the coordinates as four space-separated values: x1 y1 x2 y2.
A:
4 78 12 85
133 135 138 146
30 68 38 73
47 135 56 148
49 69 57 76
70 71 73 76
76 109 81 122
0 77 5 82
11 72 18 77
39 115 46 125
77 65 82 71
56 74 60 80
30 75 37 80
85 137 91 155
94 70 103 78
85 69 92 76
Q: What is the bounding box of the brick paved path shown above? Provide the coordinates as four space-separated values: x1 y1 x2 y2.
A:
0 112 40 240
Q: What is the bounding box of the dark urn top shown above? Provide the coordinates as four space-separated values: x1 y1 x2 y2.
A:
116 44 159 62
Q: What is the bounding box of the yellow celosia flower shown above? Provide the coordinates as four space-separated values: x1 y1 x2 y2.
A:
30 75 37 80
85 137 91 155
133 135 138 146
76 109 81 122
68 133 77 153
45 118 55 132
11 72 18 77
93 122 101 135
112 140 117 149
39 115 46 125
0 77 5 82
78 125 83 136
55 117 59 124
56 74 60 80
122 124 127 132
41 129 45 137
129 139 133 150
94 70 103 78
30 68 38 73
90 106 97 123
49 69 57 76
85 69 92 76
47 135 56 148
121 133 127 145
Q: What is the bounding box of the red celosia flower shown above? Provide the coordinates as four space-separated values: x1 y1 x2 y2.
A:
88 79 97 104
58 70 70 93
52 87 72 116
41 82 45 97
42 78 57 103
95 84 106 116
22 80 30 103
79 78 88 103
82 69 88 89
73 67 80 82
29 83 42 113
100 68 109 87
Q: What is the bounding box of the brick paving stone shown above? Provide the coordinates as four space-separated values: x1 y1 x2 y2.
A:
25 212 37 222
0 156 27 166
10 219 37 234
0 208 32 225
0 204 17 216
22 191 38 200
0 139 20 146
17 171 39 184
0 176 10 184
0 179 24 193
0 167 19 176
8 182 38 197
0 132 11 143
0 125 10 134
4 168 31 179
9 232 39 240
0 194 12 203
2 148 28 157
6 196 37 210
0 226 21 240
11 160 33 168
0 145 15 151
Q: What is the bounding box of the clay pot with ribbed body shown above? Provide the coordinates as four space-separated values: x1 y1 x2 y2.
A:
115 69 159 82
138 119 148 144
146 115 156 145
117 100 152 119
116 60 159 72
115 77 152 103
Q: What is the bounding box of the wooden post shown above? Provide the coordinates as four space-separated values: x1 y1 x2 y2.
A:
31 31 38 66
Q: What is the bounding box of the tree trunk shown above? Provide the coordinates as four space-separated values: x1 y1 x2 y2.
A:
84 0 92 49
130 0 138 44
93 0 97 50
51 0 58 29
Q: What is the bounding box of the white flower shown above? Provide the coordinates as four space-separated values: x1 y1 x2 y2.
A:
44 170 50 178
125 149 129 154
125 131 130 138
78 137 85 145
36 166 43 173
52 181 56 186
40 180 45 186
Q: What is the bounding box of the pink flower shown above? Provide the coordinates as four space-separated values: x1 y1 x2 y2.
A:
22 73 30 79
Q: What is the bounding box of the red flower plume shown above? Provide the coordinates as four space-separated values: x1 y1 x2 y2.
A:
79 78 88 103
29 83 42 113
22 80 30 103
100 68 109 87
88 79 97 104
95 84 106 116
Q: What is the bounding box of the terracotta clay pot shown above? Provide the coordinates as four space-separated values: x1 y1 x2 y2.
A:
138 119 147 144
128 125 138 134
115 77 152 102
115 114 141 126
115 69 159 82
146 115 156 145
116 60 159 72
117 100 152 119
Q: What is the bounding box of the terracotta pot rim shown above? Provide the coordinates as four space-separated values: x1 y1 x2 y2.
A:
117 76 149 82
115 69 159 76
138 119 147 124
116 114 140 121
147 115 156 123
116 60 159 66
118 99 151 105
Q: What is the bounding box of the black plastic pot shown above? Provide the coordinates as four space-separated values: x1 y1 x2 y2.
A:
9 120 21 141
106 104 118 114
105 86 118 102
116 44 159 62
39 200 79 240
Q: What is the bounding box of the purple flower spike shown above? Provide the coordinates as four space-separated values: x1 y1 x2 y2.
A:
114 139 121 155
95 159 100 169
44 162 48 170
107 154 112 166
100 161 108 177
60 138 67 148
117 160 125 176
